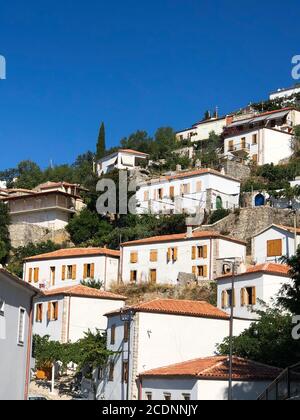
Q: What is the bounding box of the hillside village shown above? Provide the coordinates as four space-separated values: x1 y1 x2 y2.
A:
1 84 300 401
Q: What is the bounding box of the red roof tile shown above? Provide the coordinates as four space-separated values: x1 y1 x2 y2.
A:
24 247 120 262
141 168 239 184
122 230 246 247
216 263 290 281
106 298 229 320
140 356 282 381
42 285 126 300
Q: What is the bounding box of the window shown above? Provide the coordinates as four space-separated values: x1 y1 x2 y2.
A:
18 308 26 346
252 134 258 145
35 304 43 323
182 184 190 195
221 290 236 309
164 393 172 401
84 263 95 279
144 191 149 202
150 250 158 262
111 324 116 345
98 367 104 381
167 248 178 263
0 298 5 316
241 137 246 149
47 302 59 322
241 287 257 306
124 321 130 343
146 393 153 401
34 268 39 283
158 188 164 200
50 267 56 286
130 270 137 283
183 394 191 401
122 361 129 383
150 269 157 284
228 140 234 152
170 186 175 200
267 239 283 258
192 245 208 260
28 268 33 283
196 181 202 193
67 265 73 280
108 362 114 382
193 265 208 278
130 252 138 264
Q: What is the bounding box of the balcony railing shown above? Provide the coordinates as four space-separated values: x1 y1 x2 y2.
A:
228 143 251 153
258 362 300 400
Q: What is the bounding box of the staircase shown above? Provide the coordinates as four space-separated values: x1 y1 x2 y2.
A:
258 362 300 400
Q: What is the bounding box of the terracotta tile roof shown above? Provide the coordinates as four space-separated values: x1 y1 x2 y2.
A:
253 224 300 237
140 356 282 381
227 107 294 125
140 168 239 185
216 263 290 281
24 247 120 262
106 298 229 320
1 189 79 201
42 285 126 300
36 181 88 191
121 230 246 247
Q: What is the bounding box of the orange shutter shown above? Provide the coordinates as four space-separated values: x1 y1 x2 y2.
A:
252 287 257 305
192 247 196 260
167 248 172 263
192 266 197 276
72 265 77 280
173 248 178 262
83 264 88 279
28 268 33 283
267 239 282 257
54 302 59 320
241 288 246 307
90 263 95 279
203 266 208 278
130 252 138 264
221 291 226 309
203 245 208 259
62 266 66 281
150 250 158 262
34 268 39 283
170 186 175 199
47 303 51 321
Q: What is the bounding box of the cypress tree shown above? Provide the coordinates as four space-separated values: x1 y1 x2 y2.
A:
96 122 106 160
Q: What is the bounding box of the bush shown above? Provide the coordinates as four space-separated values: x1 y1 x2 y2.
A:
208 209 230 225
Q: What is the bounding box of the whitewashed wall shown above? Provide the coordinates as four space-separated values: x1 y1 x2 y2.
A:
33 295 65 342
177 118 227 143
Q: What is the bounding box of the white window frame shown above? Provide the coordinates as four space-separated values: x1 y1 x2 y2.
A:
0 298 5 316
17 307 26 346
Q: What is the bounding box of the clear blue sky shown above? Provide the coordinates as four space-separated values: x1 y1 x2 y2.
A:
0 0 299 170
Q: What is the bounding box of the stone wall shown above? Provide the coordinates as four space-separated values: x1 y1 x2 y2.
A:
9 223 71 248
222 160 251 181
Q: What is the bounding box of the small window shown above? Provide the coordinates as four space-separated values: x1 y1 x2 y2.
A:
48 302 58 322
146 393 152 401
18 308 26 346
182 184 190 195
170 186 175 200
158 188 164 200
130 252 138 264
67 265 73 280
167 248 178 263
149 269 157 284
111 324 116 345
267 239 282 258
122 361 129 383
241 287 257 306
35 304 43 323
130 270 138 283
164 393 172 401
222 289 236 308
183 394 191 401
98 367 104 381
108 362 114 382
0 299 5 316
144 191 149 202
252 134 258 145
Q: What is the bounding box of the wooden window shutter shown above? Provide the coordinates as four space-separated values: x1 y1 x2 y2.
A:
173 248 178 261
130 252 138 264
203 245 208 259
34 268 39 283
167 248 172 262
83 264 88 279
72 265 77 280
267 239 282 257
241 288 246 307
170 186 175 199
28 268 33 283
54 302 59 321
221 291 226 309
203 266 208 278
150 250 158 262
252 287 257 305
90 263 95 279
62 265 66 281
47 302 51 321
192 266 197 276
192 246 196 260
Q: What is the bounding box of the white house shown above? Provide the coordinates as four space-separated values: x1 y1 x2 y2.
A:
0 268 39 400
252 224 300 264
96 299 252 401
0 187 85 231
176 115 231 143
33 285 126 343
216 263 290 319
224 108 300 166
269 85 300 101
120 230 247 285
23 247 120 291
97 149 149 176
136 169 241 215
139 356 281 401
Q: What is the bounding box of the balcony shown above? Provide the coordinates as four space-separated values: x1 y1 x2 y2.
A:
227 142 250 155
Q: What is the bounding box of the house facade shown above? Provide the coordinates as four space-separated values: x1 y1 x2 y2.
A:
176 115 231 143
0 269 39 400
224 108 300 165
136 169 241 215
97 149 149 176
23 248 120 291
120 230 247 285
252 225 300 264
96 299 252 401
216 263 290 319
32 285 126 343
139 356 281 401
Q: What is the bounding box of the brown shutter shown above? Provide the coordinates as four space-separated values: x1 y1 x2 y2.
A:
47 302 51 321
83 264 88 279
72 265 77 280
62 266 66 281
90 263 95 279
28 268 33 283
130 252 138 264
170 186 175 199
54 302 59 321
221 291 226 309
196 181 202 193
150 250 158 262
192 266 197 276
34 268 39 283
241 288 246 307
192 247 196 260
203 266 208 278
203 245 208 259
267 239 282 257
167 248 172 263
173 248 178 262
252 287 257 305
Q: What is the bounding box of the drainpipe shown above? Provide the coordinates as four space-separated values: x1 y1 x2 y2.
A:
24 292 38 400
104 256 108 290
67 295 72 343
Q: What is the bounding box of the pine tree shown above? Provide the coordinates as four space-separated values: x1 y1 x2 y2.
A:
96 122 106 160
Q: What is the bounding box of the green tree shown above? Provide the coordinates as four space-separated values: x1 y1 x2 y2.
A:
278 249 300 315
0 202 11 264
81 279 103 290
96 122 106 160
14 160 44 189
120 130 153 155
152 127 177 160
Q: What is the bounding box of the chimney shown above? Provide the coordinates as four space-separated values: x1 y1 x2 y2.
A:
176 164 182 172
226 115 234 126
186 226 193 238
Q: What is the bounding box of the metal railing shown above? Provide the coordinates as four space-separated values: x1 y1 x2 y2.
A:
258 362 300 400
